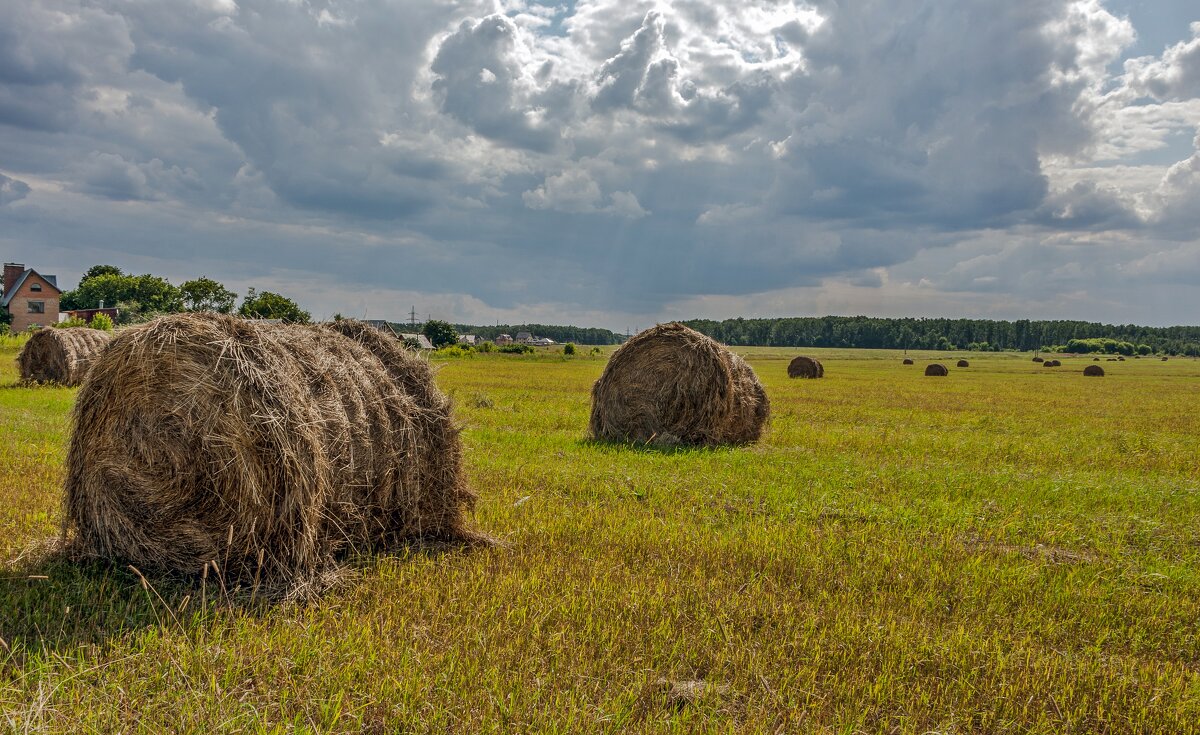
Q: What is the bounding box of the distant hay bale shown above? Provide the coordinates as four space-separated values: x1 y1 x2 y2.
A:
1043 361 1056 368
1032 356 1044 363
588 323 769 447
62 313 480 594
1093 357 1101 361
1118 357 1126 361
16 328 112 386
1107 358 1117 362
924 363 949 376
1083 365 1104 377
956 359 969 368
787 355 824 379
902 358 914 365
1049 360 1062 367
1162 356 1169 361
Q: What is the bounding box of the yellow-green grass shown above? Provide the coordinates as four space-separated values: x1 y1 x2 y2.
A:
2 344 1200 733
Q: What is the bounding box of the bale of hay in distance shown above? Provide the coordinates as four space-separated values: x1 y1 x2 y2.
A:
902 358 914 365
956 359 970 368
925 363 949 376
1162 356 1169 361
17 327 112 386
62 313 480 593
1093 357 1101 361
1032 356 1044 363
588 323 769 447
1084 365 1104 377
787 355 824 379
1043 361 1056 368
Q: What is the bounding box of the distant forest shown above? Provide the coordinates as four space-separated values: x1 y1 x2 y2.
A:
681 316 1200 355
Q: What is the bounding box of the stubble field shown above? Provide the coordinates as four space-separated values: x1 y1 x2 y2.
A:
2 338 1199 733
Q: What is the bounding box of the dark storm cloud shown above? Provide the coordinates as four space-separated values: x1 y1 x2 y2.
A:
0 0 1197 326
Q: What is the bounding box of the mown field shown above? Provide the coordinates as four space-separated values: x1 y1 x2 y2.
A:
2 338 1200 733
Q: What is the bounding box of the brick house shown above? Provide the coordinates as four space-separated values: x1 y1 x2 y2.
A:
2 263 61 332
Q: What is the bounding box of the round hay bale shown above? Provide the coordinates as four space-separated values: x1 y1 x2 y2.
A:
787 355 824 379
1118 357 1126 361
1162 356 1169 361
1093 357 1100 361
1043 360 1056 368
1107 358 1117 362
16 327 112 386
588 323 769 447
902 358 914 365
924 363 948 376
956 359 969 368
62 313 480 592
1032 356 1044 363
1083 365 1104 376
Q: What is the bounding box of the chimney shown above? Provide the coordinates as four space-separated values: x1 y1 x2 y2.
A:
3 263 24 296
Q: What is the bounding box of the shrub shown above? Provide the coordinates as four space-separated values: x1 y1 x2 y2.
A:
431 345 471 358
53 317 90 329
498 344 534 354
475 341 494 353
89 312 114 331
563 342 577 356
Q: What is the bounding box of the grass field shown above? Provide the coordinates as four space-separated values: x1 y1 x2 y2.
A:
3 341 1200 733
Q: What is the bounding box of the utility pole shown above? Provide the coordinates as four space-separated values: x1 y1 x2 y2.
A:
409 306 417 330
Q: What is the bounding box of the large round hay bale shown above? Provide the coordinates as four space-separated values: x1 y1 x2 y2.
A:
924 363 948 376
1083 365 1104 376
62 313 479 592
588 323 769 447
1043 361 1056 368
956 359 969 368
902 358 914 365
1032 356 1044 363
787 355 824 379
16 327 112 386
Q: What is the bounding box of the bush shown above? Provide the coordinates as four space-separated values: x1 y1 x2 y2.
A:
431 345 471 358
498 344 534 354
53 317 90 329
475 341 494 353
590 346 602 356
563 342 577 356
89 312 114 331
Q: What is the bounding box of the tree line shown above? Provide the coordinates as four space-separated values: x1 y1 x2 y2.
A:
679 316 1200 355
60 265 311 324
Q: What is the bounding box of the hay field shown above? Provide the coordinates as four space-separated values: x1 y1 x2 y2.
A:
3 344 1200 733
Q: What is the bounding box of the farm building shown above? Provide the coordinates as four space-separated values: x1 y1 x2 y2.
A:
64 307 119 324
398 332 434 349
515 331 534 344
458 334 478 346
2 263 60 332
495 333 514 345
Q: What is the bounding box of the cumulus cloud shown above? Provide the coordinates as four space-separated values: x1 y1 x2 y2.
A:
1 0 1199 327
0 173 31 206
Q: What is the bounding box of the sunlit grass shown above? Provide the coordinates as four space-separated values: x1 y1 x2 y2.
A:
2 345 1199 732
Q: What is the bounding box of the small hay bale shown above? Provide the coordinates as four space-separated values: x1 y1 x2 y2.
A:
924 363 948 376
1107 358 1117 362
1032 356 1044 363
62 313 480 593
956 359 970 368
1093 357 1100 361
16 328 112 386
902 358 914 365
1118 357 1125 361
1083 365 1104 377
588 323 769 447
1162 356 1169 361
1043 361 1056 368
787 355 824 379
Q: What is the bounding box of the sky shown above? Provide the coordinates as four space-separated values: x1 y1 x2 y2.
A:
1 0 1198 330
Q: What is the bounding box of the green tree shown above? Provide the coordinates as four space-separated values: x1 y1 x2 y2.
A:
81 264 123 283
563 342 577 355
61 273 182 317
180 277 237 313
422 319 458 348
238 288 311 323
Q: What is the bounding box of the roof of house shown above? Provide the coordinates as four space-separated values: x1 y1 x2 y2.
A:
1 268 60 308
363 319 401 337
398 333 434 349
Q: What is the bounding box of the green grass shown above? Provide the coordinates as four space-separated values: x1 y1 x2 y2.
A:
3 345 1200 732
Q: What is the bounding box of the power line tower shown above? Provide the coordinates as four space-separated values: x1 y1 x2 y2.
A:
409 306 418 330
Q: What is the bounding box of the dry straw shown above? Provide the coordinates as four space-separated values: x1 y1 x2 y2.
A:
62 313 482 596
787 355 824 379
588 322 769 447
17 327 112 386
924 363 949 376
1083 365 1104 377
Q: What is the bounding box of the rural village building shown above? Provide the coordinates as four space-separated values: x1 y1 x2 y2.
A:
515 331 533 343
495 333 514 345
398 332 434 349
2 263 60 332
457 334 478 346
